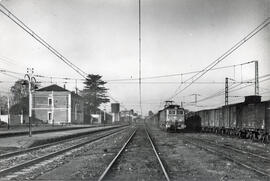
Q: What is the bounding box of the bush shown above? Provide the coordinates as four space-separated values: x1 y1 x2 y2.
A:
0 120 7 126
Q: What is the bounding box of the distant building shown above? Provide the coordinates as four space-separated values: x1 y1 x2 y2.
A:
111 103 120 122
32 84 84 124
90 109 112 124
120 110 133 122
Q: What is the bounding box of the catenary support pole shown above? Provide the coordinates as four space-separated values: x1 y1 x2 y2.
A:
254 61 259 95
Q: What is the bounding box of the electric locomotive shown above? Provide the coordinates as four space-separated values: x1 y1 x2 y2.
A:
159 101 186 131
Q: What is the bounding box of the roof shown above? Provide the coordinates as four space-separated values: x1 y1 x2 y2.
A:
164 104 182 110
71 91 84 100
36 84 69 92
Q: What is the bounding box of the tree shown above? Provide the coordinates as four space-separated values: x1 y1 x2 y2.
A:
0 95 8 114
81 74 110 114
9 79 40 114
9 97 28 114
10 79 29 105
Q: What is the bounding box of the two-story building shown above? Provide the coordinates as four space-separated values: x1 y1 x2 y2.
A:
32 84 84 124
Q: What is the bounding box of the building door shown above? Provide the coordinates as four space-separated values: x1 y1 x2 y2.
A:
48 112 52 124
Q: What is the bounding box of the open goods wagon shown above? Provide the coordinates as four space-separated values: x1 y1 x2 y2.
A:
198 96 270 142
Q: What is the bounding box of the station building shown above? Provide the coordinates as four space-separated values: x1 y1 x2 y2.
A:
32 84 84 124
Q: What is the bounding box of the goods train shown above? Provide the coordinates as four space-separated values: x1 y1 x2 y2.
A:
147 101 186 131
191 95 270 142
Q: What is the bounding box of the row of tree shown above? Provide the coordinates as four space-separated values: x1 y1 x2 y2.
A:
0 74 110 116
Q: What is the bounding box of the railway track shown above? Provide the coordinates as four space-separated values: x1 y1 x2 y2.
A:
0 127 128 179
182 135 270 178
190 136 270 161
200 133 270 155
0 125 126 159
98 124 170 181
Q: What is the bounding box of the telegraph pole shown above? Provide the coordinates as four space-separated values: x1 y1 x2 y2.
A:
25 68 36 137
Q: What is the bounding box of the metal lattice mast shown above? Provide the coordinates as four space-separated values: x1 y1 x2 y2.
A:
254 61 259 95
225 77 228 106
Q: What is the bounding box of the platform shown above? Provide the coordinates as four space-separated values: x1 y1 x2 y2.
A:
0 124 103 137
0 125 124 149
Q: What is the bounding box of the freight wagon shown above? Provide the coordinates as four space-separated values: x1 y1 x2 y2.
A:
197 96 270 142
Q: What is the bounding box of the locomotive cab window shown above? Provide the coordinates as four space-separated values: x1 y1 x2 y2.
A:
169 110 176 114
177 110 184 115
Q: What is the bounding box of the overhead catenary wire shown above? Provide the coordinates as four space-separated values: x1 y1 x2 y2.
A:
106 61 256 82
168 17 270 100
146 74 270 109
0 55 27 69
0 67 131 110
0 57 17 66
195 86 270 110
0 3 130 111
0 3 87 78
194 74 270 103
0 72 21 79
0 68 24 76
1 60 256 83
107 81 253 84
1 2 268 114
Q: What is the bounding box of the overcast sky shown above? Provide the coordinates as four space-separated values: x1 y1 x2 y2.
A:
0 0 269 114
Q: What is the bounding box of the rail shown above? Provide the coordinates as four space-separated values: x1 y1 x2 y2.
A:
0 125 127 159
145 127 170 181
98 128 137 181
0 127 127 177
182 136 270 178
98 125 171 181
188 136 270 161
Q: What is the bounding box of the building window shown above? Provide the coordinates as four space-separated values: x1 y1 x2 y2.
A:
48 98 52 106
48 112 52 121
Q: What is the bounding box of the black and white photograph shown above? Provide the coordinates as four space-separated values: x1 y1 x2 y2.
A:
0 0 269 180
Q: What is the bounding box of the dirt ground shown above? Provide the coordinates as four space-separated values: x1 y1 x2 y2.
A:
149 125 268 181
187 132 270 154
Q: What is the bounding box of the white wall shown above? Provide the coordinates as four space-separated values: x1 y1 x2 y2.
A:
0 115 8 123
